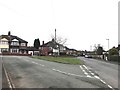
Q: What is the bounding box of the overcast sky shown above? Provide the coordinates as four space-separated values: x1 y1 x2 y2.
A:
0 0 119 51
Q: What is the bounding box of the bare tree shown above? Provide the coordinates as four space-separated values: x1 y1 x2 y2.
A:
50 34 67 45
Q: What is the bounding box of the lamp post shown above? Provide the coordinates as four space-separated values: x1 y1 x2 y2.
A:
106 39 109 50
106 39 110 60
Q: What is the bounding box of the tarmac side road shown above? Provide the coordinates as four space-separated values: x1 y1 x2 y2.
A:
1 56 119 89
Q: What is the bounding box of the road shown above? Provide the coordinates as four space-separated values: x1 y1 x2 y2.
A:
78 57 118 89
1 56 118 89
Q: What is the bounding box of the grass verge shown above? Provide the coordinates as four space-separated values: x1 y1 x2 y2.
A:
32 56 84 65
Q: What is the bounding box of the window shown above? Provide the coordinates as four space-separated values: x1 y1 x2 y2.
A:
11 42 19 46
21 43 26 46
11 49 18 53
0 41 8 45
1 48 8 52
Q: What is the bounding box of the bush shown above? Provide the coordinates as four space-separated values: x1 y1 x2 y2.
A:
108 55 119 62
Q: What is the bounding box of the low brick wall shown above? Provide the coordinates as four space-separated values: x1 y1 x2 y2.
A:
0 53 32 56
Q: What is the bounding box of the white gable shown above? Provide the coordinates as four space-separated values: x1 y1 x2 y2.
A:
12 39 18 41
1 38 8 41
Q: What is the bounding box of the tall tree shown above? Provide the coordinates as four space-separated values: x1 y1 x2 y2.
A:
97 46 104 55
93 44 104 55
34 38 40 49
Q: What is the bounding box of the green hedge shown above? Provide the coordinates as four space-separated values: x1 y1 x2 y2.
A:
108 55 119 62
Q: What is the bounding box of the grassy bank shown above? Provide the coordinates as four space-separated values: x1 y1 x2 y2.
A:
32 56 84 65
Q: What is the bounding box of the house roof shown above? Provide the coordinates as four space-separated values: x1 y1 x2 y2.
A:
40 39 78 51
40 40 64 49
0 35 28 43
65 46 77 51
27 46 39 51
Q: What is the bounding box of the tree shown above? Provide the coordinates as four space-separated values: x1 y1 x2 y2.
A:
51 34 67 45
97 46 104 55
34 38 40 49
109 47 119 55
93 44 104 55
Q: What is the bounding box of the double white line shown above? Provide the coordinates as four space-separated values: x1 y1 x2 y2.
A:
80 65 91 78
80 65 114 90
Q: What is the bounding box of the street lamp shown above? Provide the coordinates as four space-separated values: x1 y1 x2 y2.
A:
106 39 109 50
106 39 110 60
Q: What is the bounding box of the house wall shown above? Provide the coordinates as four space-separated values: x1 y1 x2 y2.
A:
0 38 9 53
41 47 52 56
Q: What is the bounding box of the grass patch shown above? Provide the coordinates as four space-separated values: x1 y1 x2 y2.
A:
32 56 84 65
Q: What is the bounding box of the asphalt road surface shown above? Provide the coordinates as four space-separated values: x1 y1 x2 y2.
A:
78 57 118 89
1 56 118 89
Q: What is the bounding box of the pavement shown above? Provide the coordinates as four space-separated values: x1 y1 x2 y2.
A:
1 56 119 89
0 56 2 90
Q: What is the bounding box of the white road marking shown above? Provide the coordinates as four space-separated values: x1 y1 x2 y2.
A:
39 64 45 67
100 79 106 84
31 61 45 66
94 76 100 79
3 63 15 88
108 85 113 89
31 61 36 64
80 65 114 90
79 65 91 77
52 69 67 74
90 72 95 76
24 59 29 62
83 65 95 76
83 65 89 70
52 68 94 78
24 59 45 67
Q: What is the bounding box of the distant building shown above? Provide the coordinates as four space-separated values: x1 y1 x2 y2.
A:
0 31 28 54
27 46 40 56
40 39 66 56
65 47 77 55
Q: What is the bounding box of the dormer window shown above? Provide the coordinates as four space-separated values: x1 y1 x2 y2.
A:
21 43 26 46
11 39 19 46
11 42 19 46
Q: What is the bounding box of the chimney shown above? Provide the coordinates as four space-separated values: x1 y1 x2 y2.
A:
42 41 44 45
8 31 11 36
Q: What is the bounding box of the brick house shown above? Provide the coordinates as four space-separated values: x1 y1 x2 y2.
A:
27 46 40 56
0 31 28 54
40 39 66 56
65 47 77 55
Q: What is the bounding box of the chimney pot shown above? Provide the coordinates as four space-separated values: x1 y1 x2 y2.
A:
8 31 11 36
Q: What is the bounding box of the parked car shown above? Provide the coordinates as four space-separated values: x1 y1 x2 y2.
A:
85 55 92 58
85 55 88 58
